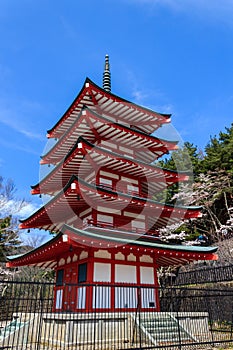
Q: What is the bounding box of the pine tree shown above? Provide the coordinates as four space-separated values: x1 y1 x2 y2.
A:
155 142 202 204
202 123 233 173
157 142 202 175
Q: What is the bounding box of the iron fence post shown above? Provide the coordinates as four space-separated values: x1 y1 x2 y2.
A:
231 300 233 338
36 282 45 350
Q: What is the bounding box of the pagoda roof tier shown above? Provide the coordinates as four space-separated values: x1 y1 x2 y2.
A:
20 175 202 233
41 107 178 165
47 78 171 139
32 137 189 196
7 225 218 269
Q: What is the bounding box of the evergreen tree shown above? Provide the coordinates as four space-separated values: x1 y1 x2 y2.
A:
157 141 202 175
201 123 233 173
155 142 202 203
156 130 233 244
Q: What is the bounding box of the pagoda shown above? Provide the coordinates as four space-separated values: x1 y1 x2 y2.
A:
7 56 217 312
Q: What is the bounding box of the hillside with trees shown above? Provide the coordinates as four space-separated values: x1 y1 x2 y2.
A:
157 123 233 264
0 177 31 279
0 177 24 262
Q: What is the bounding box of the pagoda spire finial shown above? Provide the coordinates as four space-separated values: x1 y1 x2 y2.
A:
103 54 111 92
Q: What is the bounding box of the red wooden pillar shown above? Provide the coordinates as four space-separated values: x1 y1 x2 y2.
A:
86 250 94 312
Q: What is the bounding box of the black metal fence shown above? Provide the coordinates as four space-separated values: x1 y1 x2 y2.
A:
0 280 233 349
174 264 233 286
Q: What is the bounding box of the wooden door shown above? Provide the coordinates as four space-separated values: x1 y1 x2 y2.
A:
63 266 77 311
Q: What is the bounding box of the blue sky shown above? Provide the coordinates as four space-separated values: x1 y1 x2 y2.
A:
0 0 233 226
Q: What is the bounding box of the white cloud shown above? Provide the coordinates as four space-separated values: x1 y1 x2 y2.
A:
132 90 149 104
0 138 41 155
17 202 40 218
0 106 44 141
132 88 173 115
149 103 173 114
128 0 233 11
0 63 45 143
0 199 39 218
126 0 233 25
125 69 174 115
59 16 78 39
18 128 44 141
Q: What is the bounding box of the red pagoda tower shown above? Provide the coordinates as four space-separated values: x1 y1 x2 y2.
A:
7 56 217 312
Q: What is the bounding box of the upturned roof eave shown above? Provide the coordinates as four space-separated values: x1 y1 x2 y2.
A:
84 78 171 119
21 175 202 232
47 77 171 138
41 105 177 164
47 78 88 136
7 224 218 268
64 224 218 254
31 136 191 194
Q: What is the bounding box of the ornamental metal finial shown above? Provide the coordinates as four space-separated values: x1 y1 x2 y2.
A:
103 54 111 92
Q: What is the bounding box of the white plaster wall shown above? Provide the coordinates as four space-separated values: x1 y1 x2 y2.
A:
93 262 111 282
100 169 119 178
97 214 113 224
140 266 155 284
97 206 121 215
99 177 112 186
121 176 138 184
124 211 145 220
115 264 136 283
131 220 145 229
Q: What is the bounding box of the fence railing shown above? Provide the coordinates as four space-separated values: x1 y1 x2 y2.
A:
174 264 233 286
0 280 233 349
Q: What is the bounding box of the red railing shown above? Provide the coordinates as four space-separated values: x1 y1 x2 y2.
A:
83 219 156 236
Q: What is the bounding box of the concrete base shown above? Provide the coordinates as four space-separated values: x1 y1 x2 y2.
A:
0 312 211 349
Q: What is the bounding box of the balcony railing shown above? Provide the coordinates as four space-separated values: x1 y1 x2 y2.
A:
95 183 146 199
83 219 157 236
